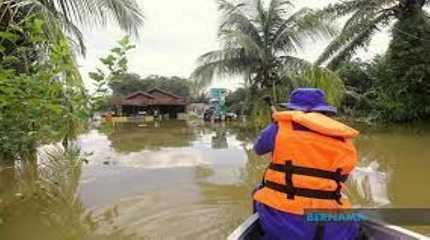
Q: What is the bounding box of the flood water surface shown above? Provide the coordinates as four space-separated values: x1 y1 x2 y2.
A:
1 120 430 239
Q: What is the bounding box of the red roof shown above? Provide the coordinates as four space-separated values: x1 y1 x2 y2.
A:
122 88 186 106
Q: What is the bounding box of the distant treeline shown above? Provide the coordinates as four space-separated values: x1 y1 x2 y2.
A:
109 73 192 98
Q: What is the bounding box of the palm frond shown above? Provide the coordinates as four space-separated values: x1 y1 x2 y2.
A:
97 0 144 36
316 0 383 20
219 10 261 42
1 0 144 55
315 11 375 65
3 0 144 34
320 12 394 69
264 0 292 40
217 0 246 14
218 0 264 48
255 0 267 32
220 29 264 58
56 14 87 55
191 49 257 89
273 8 337 53
217 0 247 29
278 55 313 75
314 0 397 67
191 0 338 91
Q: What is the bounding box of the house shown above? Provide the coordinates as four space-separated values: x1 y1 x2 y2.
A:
187 103 209 115
121 88 187 119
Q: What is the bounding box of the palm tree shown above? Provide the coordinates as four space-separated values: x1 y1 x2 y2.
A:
191 0 336 100
0 0 144 55
315 0 430 69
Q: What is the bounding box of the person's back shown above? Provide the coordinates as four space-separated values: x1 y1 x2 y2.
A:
253 88 360 240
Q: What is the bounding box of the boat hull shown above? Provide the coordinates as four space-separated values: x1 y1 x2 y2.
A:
227 213 429 240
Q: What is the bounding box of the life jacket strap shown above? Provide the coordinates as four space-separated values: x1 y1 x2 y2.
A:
264 180 343 204
269 162 348 182
266 161 346 204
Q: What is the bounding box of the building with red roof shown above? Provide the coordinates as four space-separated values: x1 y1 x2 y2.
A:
121 88 186 118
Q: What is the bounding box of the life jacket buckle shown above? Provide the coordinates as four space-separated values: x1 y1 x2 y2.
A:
334 168 343 205
334 191 342 205
285 184 296 199
284 161 295 199
334 168 343 182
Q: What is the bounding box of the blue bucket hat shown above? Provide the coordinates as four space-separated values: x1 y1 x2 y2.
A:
280 88 337 114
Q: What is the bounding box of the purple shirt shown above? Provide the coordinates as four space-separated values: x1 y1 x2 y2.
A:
255 202 359 240
253 123 278 155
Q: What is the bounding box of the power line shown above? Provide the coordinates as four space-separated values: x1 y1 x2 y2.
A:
391 25 430 42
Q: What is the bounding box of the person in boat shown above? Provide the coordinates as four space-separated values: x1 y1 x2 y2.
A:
253 88 360 240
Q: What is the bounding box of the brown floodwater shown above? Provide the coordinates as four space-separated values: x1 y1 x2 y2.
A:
1 120 430 239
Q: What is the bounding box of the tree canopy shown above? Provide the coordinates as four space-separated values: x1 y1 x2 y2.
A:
191 0 336 95
0 0 144 55
110 74 192 97
315 0 430 69
316 0 430 121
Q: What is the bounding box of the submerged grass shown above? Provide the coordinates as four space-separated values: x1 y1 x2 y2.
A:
0 145 145 240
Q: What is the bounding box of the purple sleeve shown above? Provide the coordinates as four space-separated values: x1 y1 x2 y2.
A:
253 123 278 155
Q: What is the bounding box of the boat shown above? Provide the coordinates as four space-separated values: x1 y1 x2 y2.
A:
227 213 429 240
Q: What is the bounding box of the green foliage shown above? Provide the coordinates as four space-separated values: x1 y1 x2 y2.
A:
225 87 254 115
109 73 192 97
89 37 191 112
318 0 430 122
338 48 430 122
249 95 274 129
373 10 430 121
191 92 210 104
316 0 430 70
89 36 136 111
288 67 345 107
0 17 88 160
336 58 375 117
0 0 144 55
337 58 373 94
191 0 336 96
191 0 340 127
0 0 145 160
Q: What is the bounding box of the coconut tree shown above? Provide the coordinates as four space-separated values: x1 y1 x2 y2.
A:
191 0 336 101
0 0 144 55
317 0 430 121
315 0 429 69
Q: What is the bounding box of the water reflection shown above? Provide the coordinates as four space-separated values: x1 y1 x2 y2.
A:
108 121 197 153
211 129 228 149
1 121 430 239
77 122 259 239
0 146 146 240
353 122 430 208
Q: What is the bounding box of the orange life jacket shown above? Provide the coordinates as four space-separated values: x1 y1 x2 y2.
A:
253 111 359 215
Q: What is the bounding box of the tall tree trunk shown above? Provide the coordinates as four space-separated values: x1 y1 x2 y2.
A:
272 79 277 103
